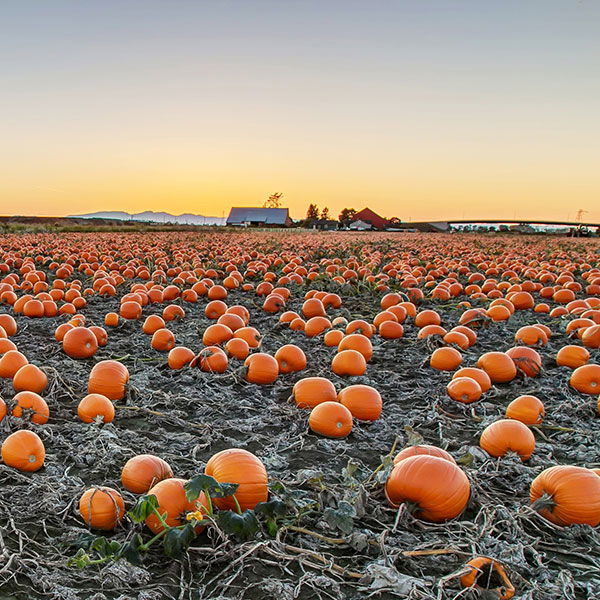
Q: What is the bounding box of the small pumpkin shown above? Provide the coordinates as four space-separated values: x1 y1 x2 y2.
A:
193 346 229 373
275 344 307 374
477 352 517 383
570 363 600 394
63 327 98 359
479 419 535 461
121 454 173 494
11 390 49 424
331 349 366 376
88 360 130 400
452 367 492 393
308 401 353 438
12 364 48 394
77 393 115 423
244 353 278 384
446 377 482 404
292 377 337 408
0 350 29 379
167 346 195 369
337 384 382 421
385 455 470 522
151 328 176 352
506 346 542 377
460 557 515 600
556 345 590 369
205 448 269 511
505 395 544 425
79 486 125 531
145 478 209 534
429 347 462 371
393 444 456 465
1 429 45 471
338 334 373 361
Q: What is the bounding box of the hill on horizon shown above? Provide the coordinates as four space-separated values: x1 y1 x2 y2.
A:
70 210 226 226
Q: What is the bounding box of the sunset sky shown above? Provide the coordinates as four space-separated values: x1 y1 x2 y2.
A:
1 1 599 222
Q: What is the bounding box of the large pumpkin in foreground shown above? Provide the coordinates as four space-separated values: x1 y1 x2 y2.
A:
205 448 268 511
530 465 600 526
385 455 470 522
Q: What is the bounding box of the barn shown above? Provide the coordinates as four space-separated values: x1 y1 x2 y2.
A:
226 207 292 227
351 208 389 230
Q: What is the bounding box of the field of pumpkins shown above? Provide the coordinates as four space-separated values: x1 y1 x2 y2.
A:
0 230 600 600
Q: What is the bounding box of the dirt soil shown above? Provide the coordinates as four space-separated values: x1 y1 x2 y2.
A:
0 232 599 600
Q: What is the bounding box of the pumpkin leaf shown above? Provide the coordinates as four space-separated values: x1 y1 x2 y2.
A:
67 548 91 568
90 536 121 558
216 510 260 541
254 499 287 520
128 494 159 523
119 534 143 566
68 531 98 549
163 523 196 558
323 501 355 534
185 474 239 501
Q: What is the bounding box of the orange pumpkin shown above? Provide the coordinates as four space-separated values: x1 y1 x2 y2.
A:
530 465 600 526
393 444 456 465
452 367 492 393
430 347 462 371
88 360 130 400
338 334 373 361
570 364 600 394
0 350 29 379
1 429 45 472
145 478 209 534
338 384 382 421
77 393 115 423
63 327 98 359
205 448 268 511
506 346 542 377
292 377 337 408
12 364 48 394
446 377 482 404
225 338 250 360
308 401 353 438
167 346 195 369
385 455 470 521
477 352 517 383
79 486 125 530
121 454 173 494
556 345 590 369
202 323 233 346
331 349 366 376
151 328 176 352
505 395 544 425
194 346 229 373
479 419 535 461
11 390 49 424
274 344 307 373
244 353 278 384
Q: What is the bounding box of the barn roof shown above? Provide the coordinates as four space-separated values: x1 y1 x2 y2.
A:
226 207 290 225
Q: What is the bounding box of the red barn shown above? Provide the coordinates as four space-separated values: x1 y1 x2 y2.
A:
352 208 389 230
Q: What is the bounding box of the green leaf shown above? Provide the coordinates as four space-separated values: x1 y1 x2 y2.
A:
254 500 287 520
323 501 355 534
90 536 121 558
67 548 91 568
185 474 239 501
128 494 159 523
163 523 197 558
119 534 143 566
216 510 260 541
68 532 98 549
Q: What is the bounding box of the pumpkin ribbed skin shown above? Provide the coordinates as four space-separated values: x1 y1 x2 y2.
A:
338 334 373 361
167 346 195 369
570 364 600 394
479 419 535 461
337 384 382 421
121 454 173 494
11 391 49 424
1 429 45 472
292 377 337 408
308 401 353 438
13 364 48 394
79 486 125 531
393 444 456 465
63 327 98 359
477 352 517 383
88 360 130 400
506 346 542 377
0 350 29 379
145 478 209 534
530 465 600 526
505 395 544 425
446 377 482 404
452 367 492 393
205 449 268 511
275 344 307 373
331 349 366 376
430 347 462 371
244 353 278 384
556 345 589 369
77 393 115 423
385 455 470 522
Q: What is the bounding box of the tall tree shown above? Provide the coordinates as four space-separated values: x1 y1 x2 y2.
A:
263 192 283 208
306 203 319 221
338 208 357 226
320 207 330 220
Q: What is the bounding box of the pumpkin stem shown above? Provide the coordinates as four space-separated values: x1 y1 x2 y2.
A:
531 491 555 514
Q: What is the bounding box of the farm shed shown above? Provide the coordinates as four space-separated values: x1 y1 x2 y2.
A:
226 207 292 227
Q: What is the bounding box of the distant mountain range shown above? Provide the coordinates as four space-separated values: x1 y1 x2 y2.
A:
69 210 226 226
